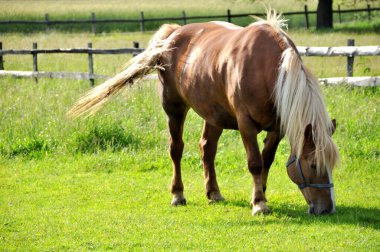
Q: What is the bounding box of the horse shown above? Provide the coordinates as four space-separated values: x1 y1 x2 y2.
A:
68 9 339 215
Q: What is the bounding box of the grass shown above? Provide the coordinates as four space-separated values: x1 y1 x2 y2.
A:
0 75 379 250
1 3 380 249
0 0 379 32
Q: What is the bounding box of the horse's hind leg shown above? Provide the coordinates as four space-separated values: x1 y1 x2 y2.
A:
261 131 282 193
199 122 225 202
165 104 188 206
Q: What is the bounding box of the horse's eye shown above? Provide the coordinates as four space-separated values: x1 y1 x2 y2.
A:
310 164 317 170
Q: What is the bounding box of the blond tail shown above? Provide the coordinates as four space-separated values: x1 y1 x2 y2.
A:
67 24 180 118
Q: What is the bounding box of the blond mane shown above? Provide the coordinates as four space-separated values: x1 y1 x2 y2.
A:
257 9 339 174
251 8 288 33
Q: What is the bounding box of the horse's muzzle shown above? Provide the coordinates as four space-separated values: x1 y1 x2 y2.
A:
308 203 336 215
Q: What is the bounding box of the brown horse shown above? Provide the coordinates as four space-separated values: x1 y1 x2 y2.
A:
68 10 339 215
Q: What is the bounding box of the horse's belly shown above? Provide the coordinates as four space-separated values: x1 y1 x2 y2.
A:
192 103 238 130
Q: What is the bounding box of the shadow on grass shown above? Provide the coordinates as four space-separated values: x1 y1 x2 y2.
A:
275 203 379 230
217 199 380 230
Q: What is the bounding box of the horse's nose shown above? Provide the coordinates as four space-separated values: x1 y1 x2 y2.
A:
320 209 329 214
320 206 335 215
309 204 335 215
308 204 315 214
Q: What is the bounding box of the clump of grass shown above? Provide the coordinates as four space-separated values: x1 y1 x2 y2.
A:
3 137 51 159
73 123 140 153
334 18 380 33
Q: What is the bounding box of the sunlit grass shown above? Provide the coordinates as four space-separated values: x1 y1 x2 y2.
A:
0 0 313 16
0 0 378 32
0 77 379 250
0 6 379 249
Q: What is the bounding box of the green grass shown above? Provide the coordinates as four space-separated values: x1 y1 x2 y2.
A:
1 10 380 249
0 75 379 250
0 0 379 33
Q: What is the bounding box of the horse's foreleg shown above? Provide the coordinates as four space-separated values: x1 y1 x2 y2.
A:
261 131 282 194
238 116 269 215
199 122 224 202
167 110 188 206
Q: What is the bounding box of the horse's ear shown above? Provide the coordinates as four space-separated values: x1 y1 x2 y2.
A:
331 119 336 135
304 124 315 149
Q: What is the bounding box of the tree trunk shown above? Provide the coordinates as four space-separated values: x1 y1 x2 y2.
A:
317 0 333 29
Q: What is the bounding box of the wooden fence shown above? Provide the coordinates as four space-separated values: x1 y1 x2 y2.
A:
0 5 379 33
0 42 143 86
0 40 379 87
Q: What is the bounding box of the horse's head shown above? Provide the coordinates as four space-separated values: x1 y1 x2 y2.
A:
286 120 337 215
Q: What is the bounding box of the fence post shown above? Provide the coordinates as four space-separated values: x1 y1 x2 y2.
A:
140 11 145 32
88 42 94 87
45 13 50 32
347 39 355 77
304 5 309 29
91 12 96 34
0 42 4 70
227 9 231 23
133 41 139 57
338 5 342 23
32 42 38 83
182 11 187 25
367 4 371 21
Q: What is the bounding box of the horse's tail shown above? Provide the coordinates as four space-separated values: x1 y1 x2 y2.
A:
275 47 339 173
67 23 181 118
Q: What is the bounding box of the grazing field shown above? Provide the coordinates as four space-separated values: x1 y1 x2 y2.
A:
0 76 379 250
1 35 380 250
1 2 380 249
1 0 379 32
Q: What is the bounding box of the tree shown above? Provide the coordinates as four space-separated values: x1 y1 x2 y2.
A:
316 0 333 29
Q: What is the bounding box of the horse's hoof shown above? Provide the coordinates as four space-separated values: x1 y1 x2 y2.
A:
252 201 271 216
171 194 186 206
208 191 225 204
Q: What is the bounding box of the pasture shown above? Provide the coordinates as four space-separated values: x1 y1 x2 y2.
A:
1 77 379 250
1 0 379 32
1 1 380 250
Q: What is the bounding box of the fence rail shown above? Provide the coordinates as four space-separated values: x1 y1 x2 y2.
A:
0 70 106 80
0 48 145 55
0 70 378 87
0 40 379 87
2 46 378 57
0 5 379 32
297 46 380 56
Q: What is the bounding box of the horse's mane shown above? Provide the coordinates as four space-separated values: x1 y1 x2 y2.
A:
255 9 340 174
251 8 288 33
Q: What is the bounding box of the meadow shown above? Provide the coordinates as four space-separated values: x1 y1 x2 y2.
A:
1 0 379 32
1 77 379 251
1 1 380 250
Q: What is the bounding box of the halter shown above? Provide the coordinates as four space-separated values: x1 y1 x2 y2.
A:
286 155 334 190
